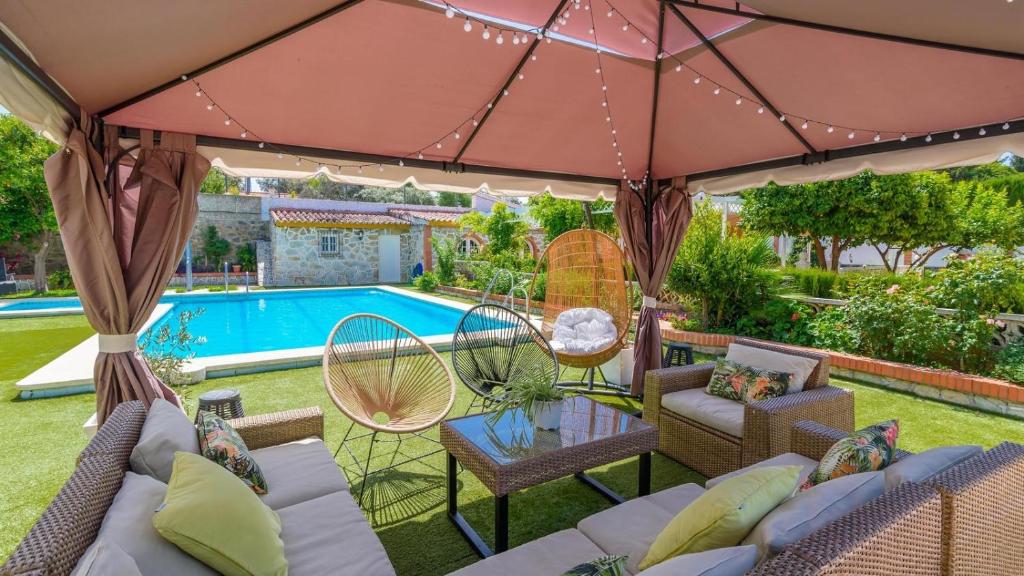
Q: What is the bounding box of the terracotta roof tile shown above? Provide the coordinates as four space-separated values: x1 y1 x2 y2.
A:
388 209 467 224
270 208 408 227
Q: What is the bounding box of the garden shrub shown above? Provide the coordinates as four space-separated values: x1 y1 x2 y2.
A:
781 268 840 299
993 338 1024 385
200 225 231 267
236 243 257 273
926 251 1024 314
734 298 815 346
667 200 778 330
432 238 458 285
414 271 439 293
530 272 546 302
47 268 73 290
834 270 925 299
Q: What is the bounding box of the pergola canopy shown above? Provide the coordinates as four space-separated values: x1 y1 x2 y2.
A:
1 0 1023 198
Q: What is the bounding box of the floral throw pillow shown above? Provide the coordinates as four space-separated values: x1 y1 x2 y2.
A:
706 359 790 404
561 555 628 576
803 420 900 489
196 411 268 494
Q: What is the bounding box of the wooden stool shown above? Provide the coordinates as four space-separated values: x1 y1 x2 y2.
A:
195 389 244 422
662 342 694 368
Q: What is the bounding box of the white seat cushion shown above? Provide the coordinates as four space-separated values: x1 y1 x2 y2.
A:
578 483 706 574
705 452 819 490
635 546 759 576
448 529 606 576
550 307 618 354
129 398 199 483
883 445 982 491
725 343 819 393
251 438 348 510
662 388 745 438
277 490 395 576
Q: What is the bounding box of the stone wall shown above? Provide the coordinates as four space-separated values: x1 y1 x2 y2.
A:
269 225 417 286
191 195 267 267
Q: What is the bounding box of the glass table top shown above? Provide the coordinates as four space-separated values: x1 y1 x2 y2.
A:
445 396 651 465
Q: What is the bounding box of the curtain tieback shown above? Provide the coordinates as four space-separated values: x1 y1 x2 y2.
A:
98 333 138 353
642 296 658 309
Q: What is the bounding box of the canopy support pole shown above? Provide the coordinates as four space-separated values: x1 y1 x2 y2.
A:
98 0 368 117
641 1 668 273
667 2 816 154
666 0 1024 62
452 0 571 164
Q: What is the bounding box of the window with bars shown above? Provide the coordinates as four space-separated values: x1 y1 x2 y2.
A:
319 232 339 256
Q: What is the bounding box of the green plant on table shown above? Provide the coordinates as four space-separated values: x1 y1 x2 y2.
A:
487 371 563 425
139 307 207 412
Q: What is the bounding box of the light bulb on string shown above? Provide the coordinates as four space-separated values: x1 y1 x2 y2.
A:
826 125 835 133
195 89 202 97
482 27 490 40
873 133 881 142
693 76 701 84
463 18 472 32
847 131 855 139
801 121 809 129
472 119 479 126
436 142 443 149
979 127 987 136
531 54 537 61
735 97 742 105
713 87 721 95
778 114 786 122
445 5 455 18
224 118 231 125
454 131 461 139
512 35 520 45
622 23 629 31
900 133 908 141
757 106 764 114
641 37 647 44
399 160 404 167
496 32 504 45
953 131 960 140
418 152 424 159
1004 122 1011 130
240 130 247 138
258 142 265 149
206 103 214 111
518 73 524 80
925 133 933 142
607 9 614 17
675 64 682 72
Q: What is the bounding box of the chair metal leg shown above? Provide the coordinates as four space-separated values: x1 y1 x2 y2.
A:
335 420 356 459
357 431 378 509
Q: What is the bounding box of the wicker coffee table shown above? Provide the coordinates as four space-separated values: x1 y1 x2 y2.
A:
440 396 658 557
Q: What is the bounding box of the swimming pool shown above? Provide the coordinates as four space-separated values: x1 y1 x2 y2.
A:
0 297 83 311
144 288 470 358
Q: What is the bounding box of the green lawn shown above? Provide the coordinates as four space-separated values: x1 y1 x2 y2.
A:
3 315 1024 574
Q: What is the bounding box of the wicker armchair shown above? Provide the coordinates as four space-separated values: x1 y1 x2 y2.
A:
643 338 854 478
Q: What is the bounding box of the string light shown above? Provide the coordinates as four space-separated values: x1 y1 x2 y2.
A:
953 131 961 140
445 4 455 18
482 27 490 40
463 18 472 32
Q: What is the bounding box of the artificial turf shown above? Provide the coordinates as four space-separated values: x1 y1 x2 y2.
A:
3 314 1024 574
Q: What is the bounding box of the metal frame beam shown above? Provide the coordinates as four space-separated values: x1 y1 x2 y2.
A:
685 120 1024 184
98 0 367 117
645 1 667 176
117 126 621 187
0 27 79 119
667 2 815 154
666 0 1024 62
453 0 570 163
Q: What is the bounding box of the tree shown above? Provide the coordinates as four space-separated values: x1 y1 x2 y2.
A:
741 172 877 271
526 192 616 241
437 191 471 207
200 225 231 268
200 167 243 194
256 177 436 204
943 161 1016 182
0 114 59 291
983 173 1024 207
461 203 528 257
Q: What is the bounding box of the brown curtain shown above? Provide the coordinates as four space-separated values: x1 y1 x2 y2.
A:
614 177 692 396
44 117 210 425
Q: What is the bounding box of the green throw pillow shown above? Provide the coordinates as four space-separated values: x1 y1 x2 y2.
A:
562 555 628 576
154 452 286 576
706 359 790 404
197 411 268 494
803 420 900 489
638 465 801 571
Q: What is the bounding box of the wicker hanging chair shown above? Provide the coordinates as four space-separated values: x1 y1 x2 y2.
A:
529 229 632 393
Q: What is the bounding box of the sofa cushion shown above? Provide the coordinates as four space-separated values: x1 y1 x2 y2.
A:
251 438 348 510
559 555 628 576
661 388 744 438
705 452 819 490
153 452 287 576
130 398 199 483
639 466 802 571
95 472 217 576
448 529 605 576
276 490 395 576
742 471 884 558
883 445 983 492
804 420 899 488
72 538 142 576
706 359 790 404
634 546 758 576
726 343 819 393
578 483 706 574
197 411 268 494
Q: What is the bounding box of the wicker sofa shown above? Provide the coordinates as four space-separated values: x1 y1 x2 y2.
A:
1 401 395 576
450 421 1024 576
643 338 854 478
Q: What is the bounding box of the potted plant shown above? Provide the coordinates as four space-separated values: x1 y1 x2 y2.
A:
488 371 564 430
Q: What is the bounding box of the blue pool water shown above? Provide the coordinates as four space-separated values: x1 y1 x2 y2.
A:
0 297 83 311
144 288 467 358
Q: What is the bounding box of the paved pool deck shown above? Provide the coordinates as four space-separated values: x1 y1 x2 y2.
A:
15 285 476 398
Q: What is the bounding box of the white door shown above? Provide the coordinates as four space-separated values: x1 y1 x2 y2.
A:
378 234 401 283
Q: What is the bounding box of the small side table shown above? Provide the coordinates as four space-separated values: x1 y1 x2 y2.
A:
195 389 244 422
663 342 694 368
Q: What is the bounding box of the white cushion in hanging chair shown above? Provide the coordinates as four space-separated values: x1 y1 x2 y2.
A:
550 308 618 354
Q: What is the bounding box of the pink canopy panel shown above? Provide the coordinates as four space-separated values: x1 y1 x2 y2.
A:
2 0 1022 194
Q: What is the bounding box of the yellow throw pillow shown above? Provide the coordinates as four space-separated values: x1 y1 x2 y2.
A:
638 465 801 571
153 452 287 576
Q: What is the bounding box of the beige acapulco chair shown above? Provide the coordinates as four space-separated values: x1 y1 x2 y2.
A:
323 314 456 511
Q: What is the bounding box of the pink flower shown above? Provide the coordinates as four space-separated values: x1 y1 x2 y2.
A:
885 284 900 295
791 312 801 321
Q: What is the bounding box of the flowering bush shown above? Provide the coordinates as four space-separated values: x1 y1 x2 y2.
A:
660 311 701 332
993 338 1024 385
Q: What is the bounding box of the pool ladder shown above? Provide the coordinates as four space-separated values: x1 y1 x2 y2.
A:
481 268 530 316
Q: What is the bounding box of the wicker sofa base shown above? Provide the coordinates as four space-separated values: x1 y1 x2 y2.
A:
659 411 742 479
